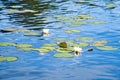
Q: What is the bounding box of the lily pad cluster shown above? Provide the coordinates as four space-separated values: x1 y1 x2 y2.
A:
0 55 18 62
0 27 41 36
0 35 118 59
45 13 105 27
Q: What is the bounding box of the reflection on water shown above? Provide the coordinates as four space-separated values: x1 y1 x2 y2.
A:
0 0 120 80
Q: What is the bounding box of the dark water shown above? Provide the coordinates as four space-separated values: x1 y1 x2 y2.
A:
0 0 120 80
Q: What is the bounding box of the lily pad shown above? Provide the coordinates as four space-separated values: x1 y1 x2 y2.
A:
17 47 35 51
70 21 87 27
24 32 40 36
58 42 67 48
106 3 116 8
54 53 74 58
90 21 105 24
23 10 38 13
0 42 16 46
92 40 107 47
10 6 23 8
15 44 32 48
74 14 94 20
1 27 19 32
6 56 18 62
35 48 51 53
66 40 75 46
0 56 18 62
97 46 118 50
76 37 93 42
56 48 72 53
42 43 56 47
0 56 6 61
79 43 89 47
65 30 80 33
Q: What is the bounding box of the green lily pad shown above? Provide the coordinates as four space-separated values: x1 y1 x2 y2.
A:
6 56 18 62
92 40 108 46
74 14 94 20
10 6 23 8
97 46 118 50
56 48 72 53
54 53 74 58
7 9 20 13
0 56 6 61
17 47 35 51
0 42 16 46
18 29 30 33
65 30 80 33
15 44 32 48
35 48 51 53
24 32 40 36
79 43 89 47
106 3 116 8
70 21 87 27
23 10 38 13
0 56 18 62
58 42 67 48
66 40 75 46
90 21 105 24
1 27 19 32
76 37 93 42
42 43 56 47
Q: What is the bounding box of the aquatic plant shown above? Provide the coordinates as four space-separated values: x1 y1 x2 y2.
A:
65 30 80 33
97 46 118 50
54 53 74 58
0 56 18 62
0 42 16 46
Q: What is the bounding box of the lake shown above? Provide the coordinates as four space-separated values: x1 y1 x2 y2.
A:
0 0 120 80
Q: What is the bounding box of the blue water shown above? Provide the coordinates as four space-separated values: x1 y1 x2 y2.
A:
0 0 120 80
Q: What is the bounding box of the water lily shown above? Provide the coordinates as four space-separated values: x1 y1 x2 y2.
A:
74 47 82 56
42 29 50 36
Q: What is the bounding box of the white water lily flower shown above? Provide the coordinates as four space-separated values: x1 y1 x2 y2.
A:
42 29 50 36
74 47 82 56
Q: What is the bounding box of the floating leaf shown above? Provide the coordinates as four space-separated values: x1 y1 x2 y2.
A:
1 27 19 32
90 21 105 24
66 40 75 46
106 3 116 8
65 30 80 33
23 10 38 13
18 29 30 33
97 46 118 50
42 43 56 47
6 9 20 13
92 40 107 46
56 48 72 53
76 37 93 42
70 20 87 27
0 56 6 61
6 56 18 62
17 47 34 51
24 32 40 36
74 14 94 20
79 43 89 47
0 42 16 46
10 6 23 8
35 48 51 53
0 56 18 62
58 42 67 48
54 53 74 58
15 44 32 48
